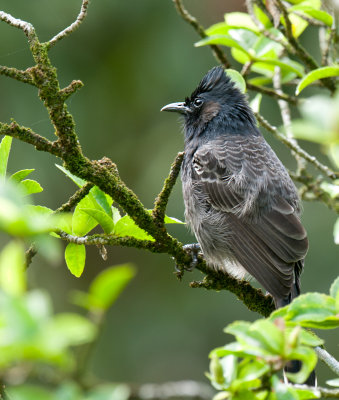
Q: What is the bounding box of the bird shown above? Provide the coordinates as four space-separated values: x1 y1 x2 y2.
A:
161 66 308 309
161 66 315 384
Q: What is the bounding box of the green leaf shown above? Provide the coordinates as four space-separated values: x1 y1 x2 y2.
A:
330 276 339 299
114 215 154 241
72 194 100 236
90 186 113 217
19 179 43 196
290 6 333 26
112 206 122 224
44 313 97 347
73 264 136 311
9 168 34 183
286 346 317 384
0 240 26 295
298 329 323 347
205 22 230 36
225 69 246 93
65 243 86 277
284 293 339 329
253 4 272 28
282 13 308 38
55 164 86 187
80 208 114 234
296 65 339 95
327 378 339 387
0 136 12 179
195 35 252 58
253 58 304 77
164 215 185 224
224 12 259 33
334 218 339 245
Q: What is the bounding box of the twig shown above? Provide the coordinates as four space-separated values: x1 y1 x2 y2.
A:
0 121 62 157
320 26 336 66
274 0 336 92
246 82 299 105
255 112 338 180
0 11 35 39
292 11 326 27
59 80 84 101
273 66 306 174
290 172 339 213
0 66 35 85
55 182 94 213
315 347 339 376
25 182 95 268
152 152 184 227
172 0 231 68
48 0 90 48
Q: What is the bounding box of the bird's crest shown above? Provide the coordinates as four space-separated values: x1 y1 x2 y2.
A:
190 66 234 99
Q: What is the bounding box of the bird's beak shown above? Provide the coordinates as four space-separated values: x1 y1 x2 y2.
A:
161 102 190 115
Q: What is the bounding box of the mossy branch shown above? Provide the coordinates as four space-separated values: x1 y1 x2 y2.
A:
152 152 184 228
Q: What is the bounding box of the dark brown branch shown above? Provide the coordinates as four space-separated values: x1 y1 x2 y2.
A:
152 152 184 227
172 0 231 68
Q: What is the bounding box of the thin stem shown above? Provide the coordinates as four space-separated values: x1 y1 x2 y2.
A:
55 182 94 213
315 347 339 376
273 66 306 174
255 112 338 180
152 152 184 227
0 121 62 157
48 0 90 48
246 82 299 105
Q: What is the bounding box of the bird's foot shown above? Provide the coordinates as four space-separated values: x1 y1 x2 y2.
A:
175 243 202 278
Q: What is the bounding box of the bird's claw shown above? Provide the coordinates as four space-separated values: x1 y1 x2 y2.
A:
174 243 202 275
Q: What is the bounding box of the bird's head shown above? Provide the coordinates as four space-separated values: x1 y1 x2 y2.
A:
161 66 257 141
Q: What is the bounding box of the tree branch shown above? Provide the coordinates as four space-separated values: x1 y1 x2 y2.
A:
273 67 306 174
152 152 184 227
48 0 90 48
0 66 35 85
246 82 299 105
315 347 339 376
254 112 338 180
0 121 62 157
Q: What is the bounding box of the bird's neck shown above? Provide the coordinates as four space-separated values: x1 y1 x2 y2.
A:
184 106 259 147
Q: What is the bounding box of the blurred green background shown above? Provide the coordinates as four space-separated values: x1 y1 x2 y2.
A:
0 0 337 387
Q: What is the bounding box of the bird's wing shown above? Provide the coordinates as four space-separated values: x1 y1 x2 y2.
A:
192 135 308 299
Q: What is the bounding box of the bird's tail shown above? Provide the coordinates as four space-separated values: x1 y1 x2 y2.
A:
275 261 317 386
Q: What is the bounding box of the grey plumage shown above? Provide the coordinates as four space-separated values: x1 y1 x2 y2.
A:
161 66 308 308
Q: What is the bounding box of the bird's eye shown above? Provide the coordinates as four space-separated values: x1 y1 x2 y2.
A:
193 98 203 108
